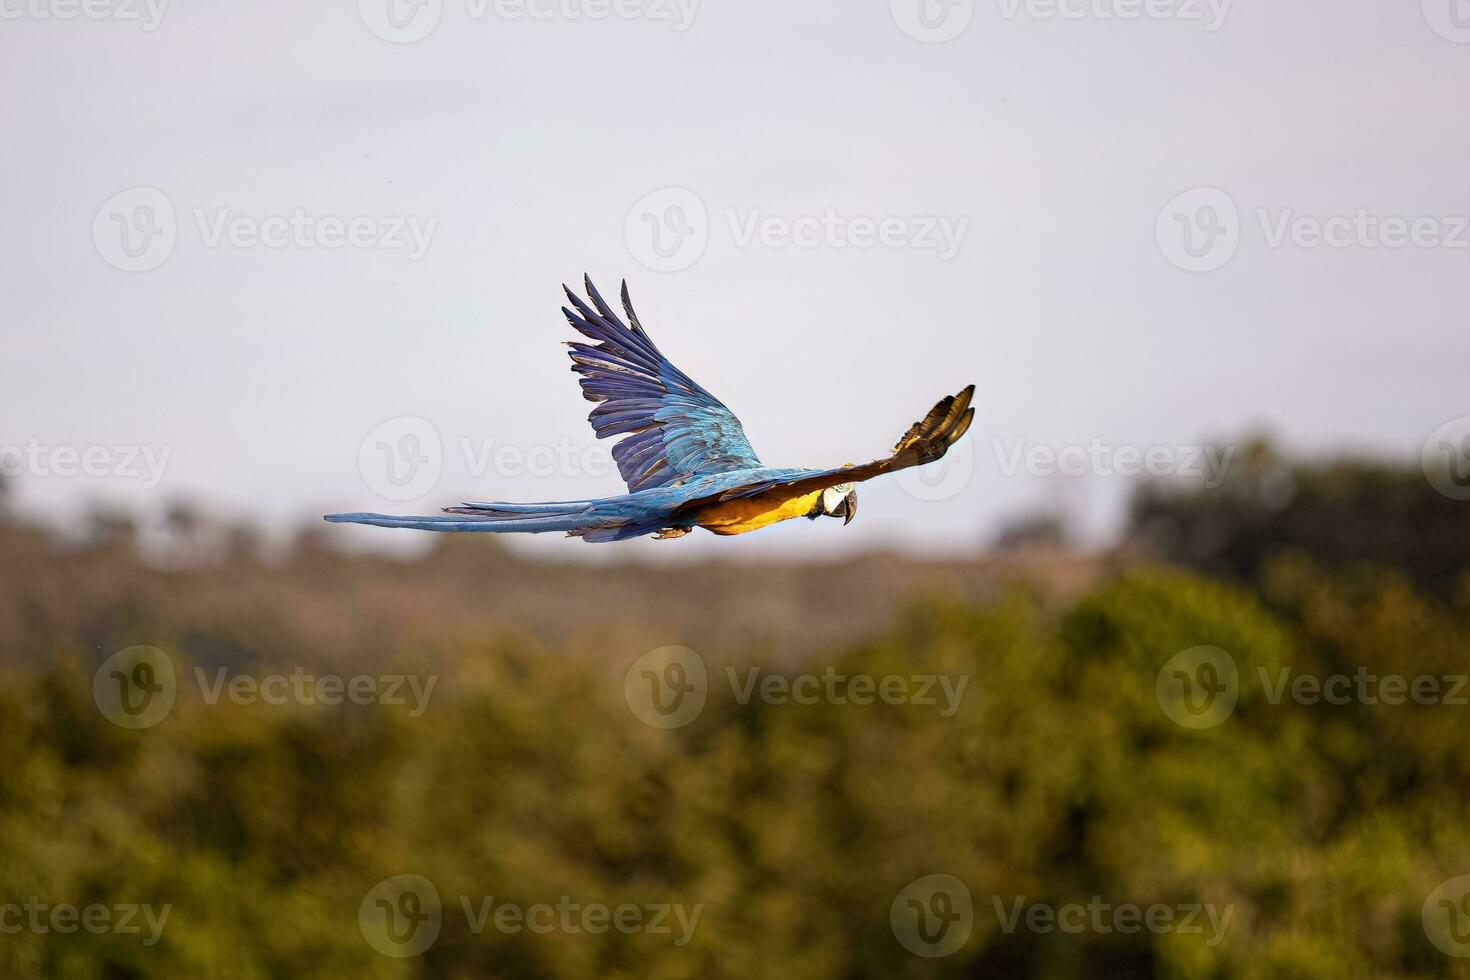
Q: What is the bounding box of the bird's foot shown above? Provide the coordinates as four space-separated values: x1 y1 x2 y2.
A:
654 527 691 540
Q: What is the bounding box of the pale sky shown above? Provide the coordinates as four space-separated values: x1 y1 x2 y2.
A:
2 0 1466 559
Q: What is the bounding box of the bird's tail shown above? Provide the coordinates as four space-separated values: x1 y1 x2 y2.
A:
324 499 597 534
322 498 663 541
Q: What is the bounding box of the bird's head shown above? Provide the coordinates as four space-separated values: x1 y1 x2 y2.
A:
819 482 858 525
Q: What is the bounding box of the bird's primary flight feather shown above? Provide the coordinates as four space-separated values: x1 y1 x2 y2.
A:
326 277 974 543
561 276 761 491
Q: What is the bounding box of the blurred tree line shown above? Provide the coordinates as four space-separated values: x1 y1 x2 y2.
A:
1126 438 1470 598
1 439 1468 978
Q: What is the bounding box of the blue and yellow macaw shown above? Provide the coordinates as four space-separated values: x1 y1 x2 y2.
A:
326 277 974 542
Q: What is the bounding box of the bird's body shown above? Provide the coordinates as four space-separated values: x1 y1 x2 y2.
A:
326 277 973 543
694 485 826 535
329 467 827 539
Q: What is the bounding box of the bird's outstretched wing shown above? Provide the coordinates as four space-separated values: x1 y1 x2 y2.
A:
674 385 976 514
562 276 761 492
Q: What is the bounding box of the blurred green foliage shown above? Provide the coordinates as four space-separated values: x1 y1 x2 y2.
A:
1127 439 1470 596
3 449 1469 977
4 545 1470 976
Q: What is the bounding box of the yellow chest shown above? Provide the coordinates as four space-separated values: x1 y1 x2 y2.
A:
695 489 823 536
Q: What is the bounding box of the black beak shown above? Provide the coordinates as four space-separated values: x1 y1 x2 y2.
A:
842 490 857 525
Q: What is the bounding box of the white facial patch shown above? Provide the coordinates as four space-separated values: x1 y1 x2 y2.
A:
821 484 854 513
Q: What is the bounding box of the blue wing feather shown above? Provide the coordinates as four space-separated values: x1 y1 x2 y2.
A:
563 276 762 492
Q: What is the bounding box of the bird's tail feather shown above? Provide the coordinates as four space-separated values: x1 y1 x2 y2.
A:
324 499 597 534
448 500 594 517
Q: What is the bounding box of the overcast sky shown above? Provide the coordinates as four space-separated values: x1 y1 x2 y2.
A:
2 0 1466 560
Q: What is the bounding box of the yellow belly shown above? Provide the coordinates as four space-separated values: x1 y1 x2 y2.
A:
695 489 823 536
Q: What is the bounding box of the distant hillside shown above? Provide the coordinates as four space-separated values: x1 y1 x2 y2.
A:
0 513 1108 670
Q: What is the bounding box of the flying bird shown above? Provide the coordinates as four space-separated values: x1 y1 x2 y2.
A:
326 277 973 542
